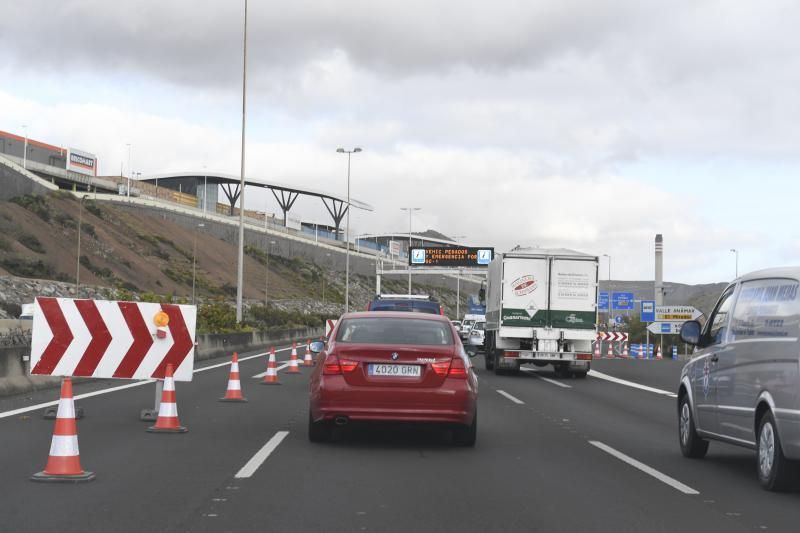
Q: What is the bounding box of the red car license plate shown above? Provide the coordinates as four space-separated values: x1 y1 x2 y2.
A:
368 364 421 377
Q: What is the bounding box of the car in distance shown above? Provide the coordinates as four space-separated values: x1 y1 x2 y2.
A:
367 294 443 315
451 320 463 333
308 311 478 446
677 268 800 490
466 319 485 354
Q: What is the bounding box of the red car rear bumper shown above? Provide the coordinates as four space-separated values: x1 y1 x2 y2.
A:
311 376 477 425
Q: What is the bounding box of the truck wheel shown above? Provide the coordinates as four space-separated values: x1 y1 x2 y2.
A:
757 411 796 491
553 364 569 378
484 353 494 370
574 371 587 379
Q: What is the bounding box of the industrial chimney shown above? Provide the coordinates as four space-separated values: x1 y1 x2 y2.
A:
655 234 664 306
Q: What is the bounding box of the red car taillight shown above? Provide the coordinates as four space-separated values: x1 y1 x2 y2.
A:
322 354 358 375
447 356 468 378
431 358 468 378
431 360 450 376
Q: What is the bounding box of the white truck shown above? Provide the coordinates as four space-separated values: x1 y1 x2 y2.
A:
484 248 599 378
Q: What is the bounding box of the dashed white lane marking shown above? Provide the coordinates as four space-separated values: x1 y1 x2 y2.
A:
235 431 290 478
589 440 699 495
0 346 293 420
588 370 678 398
496 389 525 404
520 367 572 388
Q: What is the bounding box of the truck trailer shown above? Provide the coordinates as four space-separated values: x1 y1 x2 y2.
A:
484 248 599 378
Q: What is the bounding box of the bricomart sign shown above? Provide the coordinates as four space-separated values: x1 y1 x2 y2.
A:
66 148 98 177
409 247 494 267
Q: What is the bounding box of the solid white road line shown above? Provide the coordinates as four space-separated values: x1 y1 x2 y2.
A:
0 346 294 420
589 441 699 495
251 362 291 379
235 431 290 479
496 389 525 404
520 367 572 388
588 370 678 398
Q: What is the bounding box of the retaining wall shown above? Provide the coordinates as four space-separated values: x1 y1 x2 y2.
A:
0 326 323 398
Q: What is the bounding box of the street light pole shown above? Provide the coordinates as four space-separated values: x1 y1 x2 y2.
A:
730 248 739 278
192 223 205 304
235 0 248 323
22 125 28 170
265 240 275 308
76 195 90 290
126 144 132 201
336 147 362 313
400 207 421 294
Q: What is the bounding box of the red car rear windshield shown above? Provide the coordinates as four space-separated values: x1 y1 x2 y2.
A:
336 317 454 346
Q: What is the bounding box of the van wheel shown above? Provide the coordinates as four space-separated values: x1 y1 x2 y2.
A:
757 411 796 491
308 412 331 443
678 396 708 459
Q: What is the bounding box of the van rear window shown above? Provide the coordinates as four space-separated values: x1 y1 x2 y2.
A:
731 279 800 340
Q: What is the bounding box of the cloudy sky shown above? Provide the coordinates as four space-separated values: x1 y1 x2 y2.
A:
3 0 800 284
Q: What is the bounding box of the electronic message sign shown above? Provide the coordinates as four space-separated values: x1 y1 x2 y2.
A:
409 247 494 267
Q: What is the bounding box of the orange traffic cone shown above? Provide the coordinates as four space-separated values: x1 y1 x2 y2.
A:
303 339 314 366
656 345 663 360
220 353 248 402
286 342 301 374
31 377 95 483
593 336 601 359
147 364 188 433
262 347 281 385
622 342 629 358
606 340 614 359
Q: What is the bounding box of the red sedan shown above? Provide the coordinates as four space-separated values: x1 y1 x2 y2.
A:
308 311 478 446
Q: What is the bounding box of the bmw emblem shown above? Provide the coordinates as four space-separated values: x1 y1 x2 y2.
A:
391 352 399 360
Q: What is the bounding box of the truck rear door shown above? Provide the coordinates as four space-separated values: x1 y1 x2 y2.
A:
501 256 550 328
548 258 598 329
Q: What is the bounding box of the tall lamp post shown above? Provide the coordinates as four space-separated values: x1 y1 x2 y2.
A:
22 125 28 170
235 0 249 323
401 207 421 294
192 223 205 304
126 143 132 200
450 235 466 319
336 147 362 313
730 248 738 278
76 195 90 290
265 240 275 307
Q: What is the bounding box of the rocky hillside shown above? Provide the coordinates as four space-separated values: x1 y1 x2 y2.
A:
0 192 466 318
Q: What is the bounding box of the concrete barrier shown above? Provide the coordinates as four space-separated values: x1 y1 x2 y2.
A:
0 326 324 398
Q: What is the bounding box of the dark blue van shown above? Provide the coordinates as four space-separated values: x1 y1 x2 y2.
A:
367 295 443 315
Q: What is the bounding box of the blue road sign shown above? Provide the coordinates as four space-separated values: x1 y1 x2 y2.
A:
612 292 634 310
640 300 656 322
661 323 672 334
614 315 624 324
599 292 609 311
672 345 678 359
411 249 426 264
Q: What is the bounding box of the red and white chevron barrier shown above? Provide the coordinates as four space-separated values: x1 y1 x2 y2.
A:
30 297 196 381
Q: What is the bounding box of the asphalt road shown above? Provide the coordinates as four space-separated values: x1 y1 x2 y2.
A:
1 351 799 532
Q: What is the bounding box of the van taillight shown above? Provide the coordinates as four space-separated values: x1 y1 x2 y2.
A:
576 353 592 361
